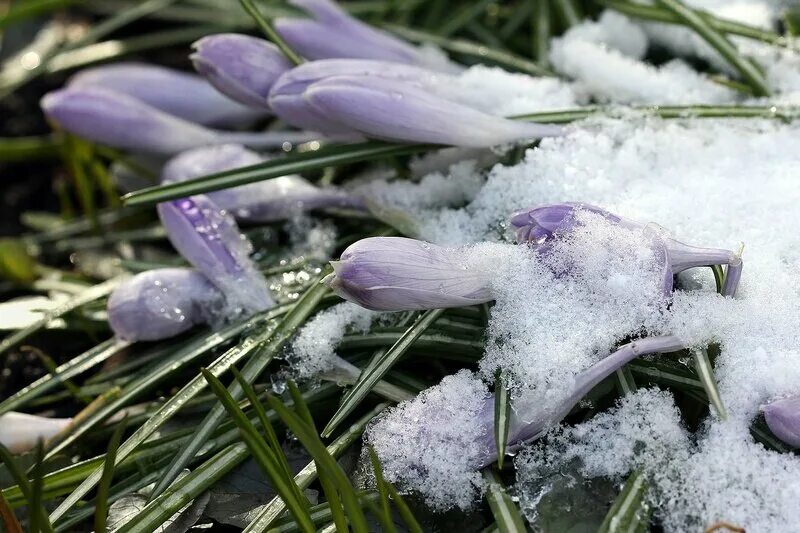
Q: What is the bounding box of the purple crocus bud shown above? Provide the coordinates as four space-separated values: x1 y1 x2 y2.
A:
68 62 259 126
275 0 457 72
41 87 316 155
157 195 273 315
326 236 493 311
510 203 743 296
763 395 800 448
0 412 72 453
107 268 220 341
162 144 364 221
191 34 292 109
303 75 564 147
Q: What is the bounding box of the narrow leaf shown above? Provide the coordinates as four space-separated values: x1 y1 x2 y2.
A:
483 469 527 533
598 470 650 533
94 416 127 533
323 308 445 438
494 369 511 469
369 447 397 533
692 347 727 420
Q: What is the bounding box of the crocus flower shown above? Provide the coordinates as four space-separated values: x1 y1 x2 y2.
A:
41 87 314 155
510 203 743 296
274 0 457 72
762 395 800 448
107 268 219 341
162 144 364 221
326 236 493 311
68 62 259 126
191 34 292 109
156 194 273 315
0 412 72 453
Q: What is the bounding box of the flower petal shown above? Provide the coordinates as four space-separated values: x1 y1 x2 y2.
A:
763 395 800 448
0 412 72 454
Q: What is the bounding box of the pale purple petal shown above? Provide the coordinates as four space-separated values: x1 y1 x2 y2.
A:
275 0 422 64
0 412 72 453
157 195 273 314
191 34 292 109
304 75 565 147
107 268 219 341
41 87 219 155
68 62 259 126
326 236 493 310
161 144 364 221
762 395 800 448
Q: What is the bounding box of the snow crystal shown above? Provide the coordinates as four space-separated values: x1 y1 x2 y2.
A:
288 302 377 378
366 370 491 510
550 13 736 104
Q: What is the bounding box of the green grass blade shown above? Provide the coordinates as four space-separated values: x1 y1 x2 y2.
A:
368 447 397 533
0 276 125 357
0 489 22 533
692 347 727 420
242 402 389 532
0 135 62 163
655 0 770 96
265 394 370 533
552 0 582 27
483 469 527 533
385 483 423 533
113 385 337 533
532 0 550 66
268 492 383 533
48 311 280 521
94 416 126 533
239 0 303 64
201 369 316 532
148 271 330 500
0 0 79 30
322 308 445 438
0 338 129 416
493 370 511 469
0 443 53 533
29 443 53 533
598 470 650 533
122 143 431 206
286 379 316 429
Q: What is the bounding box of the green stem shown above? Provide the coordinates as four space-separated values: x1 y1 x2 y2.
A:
239 0 303 65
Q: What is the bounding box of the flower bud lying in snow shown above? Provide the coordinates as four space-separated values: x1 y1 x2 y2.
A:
368 336 687 509
107 268 220 342
762 395 800 448
0 412 72 453
326 237 494 311
157 194 273 315
272 70 564 147
511 202 743 296
274 0 457 72
162 144 364 222
68 62 259 126
191 34 292 109
41 87 314 155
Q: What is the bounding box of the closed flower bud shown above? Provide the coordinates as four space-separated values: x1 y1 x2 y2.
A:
326 236 493 311
0 412 72 453
107 268 220 341
302 75 564 147
41 87 314 155
157 194 273 315
68 62 258 126
162 144 364 222
511 203 742 296
191 34 292 109
274 0 456 71
763 395 800 448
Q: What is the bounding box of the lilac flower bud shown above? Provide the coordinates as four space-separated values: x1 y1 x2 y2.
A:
511 203 742 296
326 237 493 311
41 87 315 155
0 412 72 453
274 0 453 70
303 75 565 147
157 194 273 314
162 144 364 222
762 395 800 448
191 34 292 109
68 62 259 126
107 268 220 341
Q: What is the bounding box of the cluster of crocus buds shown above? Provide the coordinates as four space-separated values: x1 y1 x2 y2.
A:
161 144 364 222
40 64 313 155
332 203 745 466
107 194 272 342
0 412 72 453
